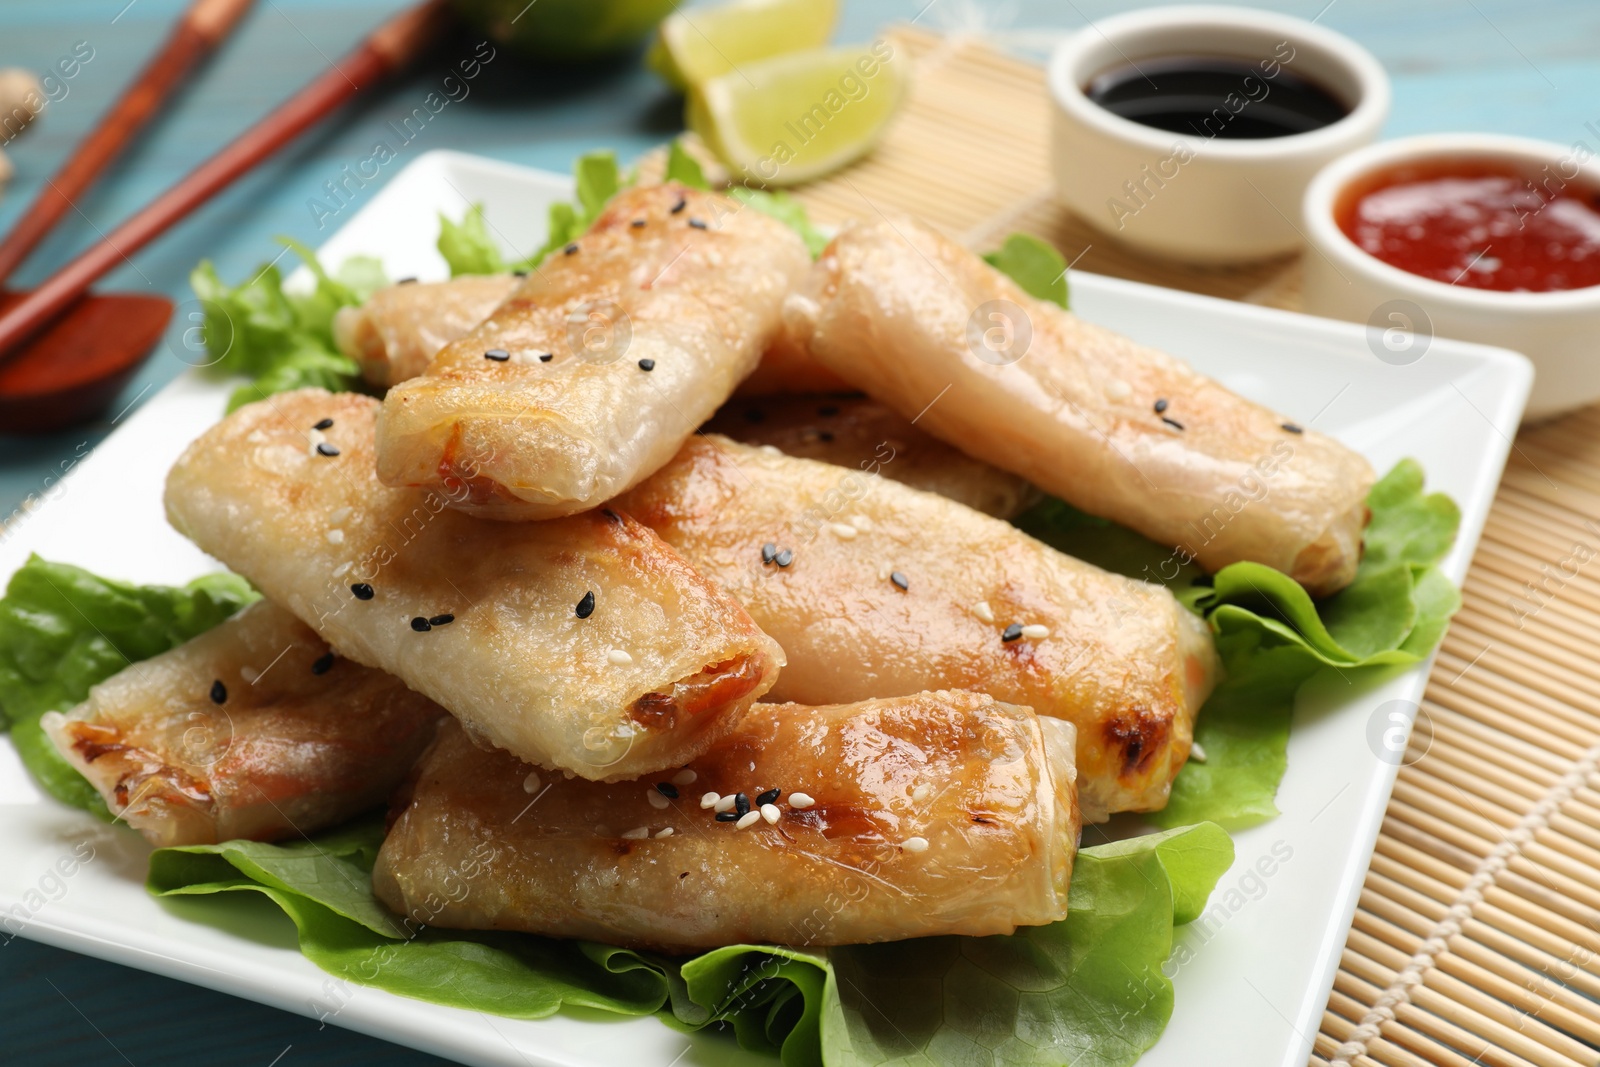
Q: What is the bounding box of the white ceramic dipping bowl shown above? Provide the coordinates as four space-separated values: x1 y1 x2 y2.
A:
1302 133 1600 421
1047 5 1390 264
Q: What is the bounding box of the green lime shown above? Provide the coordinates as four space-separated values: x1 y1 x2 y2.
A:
453 0 681 61
647 0 838 91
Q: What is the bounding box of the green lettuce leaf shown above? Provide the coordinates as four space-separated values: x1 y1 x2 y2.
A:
731 186 830 259
666 138 710 189
1016 460 1461 829
190 238 384 412
0 556 258 813
436 202 506 276
983 233 1070 309
148 813 1231 1067
822 823 1232 1067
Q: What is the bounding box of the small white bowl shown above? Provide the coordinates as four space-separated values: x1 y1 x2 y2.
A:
1047 5 1389 264
1302 134 1600 421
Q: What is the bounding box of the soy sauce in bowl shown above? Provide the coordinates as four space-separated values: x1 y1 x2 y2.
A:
1085 55 1349 139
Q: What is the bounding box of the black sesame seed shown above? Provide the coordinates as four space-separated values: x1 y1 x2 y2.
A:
774 548 794 568
513 269 530 278
410 616 432 632
576 591 596 618
564 243 579 255
715 811 739 822
744 408 766 423
1001 623 1024 642
761 542 778 564
756 788 780 806
316 442 340 457
1282 422 1304 434
601 508 622 523
396 276 418 285
351 583 375 600
429 613 455 627
688 218 708 230
890 571 909 591
1161 416 1185 431
671 198 687 214
1153 398 1169 413
209 679 227 704
311 652 335 675
313 417 334 431
631 218 647 228
734 792 750 816
818 430 834 443
638 358 656 372
656 782 679 799
484 348 511 361
538 352 554 362
818 405 840 417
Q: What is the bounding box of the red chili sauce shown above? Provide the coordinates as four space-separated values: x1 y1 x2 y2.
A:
1335 161 1600 292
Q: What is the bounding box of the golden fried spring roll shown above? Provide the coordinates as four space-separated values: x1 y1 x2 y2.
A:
785 217 1376 596
374 693 1078 951
705 394 1039 518
164 390 782 781
733 328 855 397
376 182 811 520
334 275 519 388
617 436 1216 820
41 600 443 847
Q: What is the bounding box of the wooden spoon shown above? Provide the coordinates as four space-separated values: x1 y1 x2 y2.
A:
0 0 451 434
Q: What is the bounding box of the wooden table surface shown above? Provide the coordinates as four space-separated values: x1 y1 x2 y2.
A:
2 1 1596 1064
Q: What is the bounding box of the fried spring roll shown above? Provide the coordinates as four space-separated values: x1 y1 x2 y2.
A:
617 436 1216 820
334 275 519 388
374 694 1079 951
705 394 1039 518
733 328 855 397
785 217 1376 596
376 183 812 520
41 600 443 847
164 390 782 781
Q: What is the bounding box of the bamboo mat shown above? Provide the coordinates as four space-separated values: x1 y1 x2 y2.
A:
792 25 1600 1067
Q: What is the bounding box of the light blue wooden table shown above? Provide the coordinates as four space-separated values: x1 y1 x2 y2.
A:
1 1 1594 1063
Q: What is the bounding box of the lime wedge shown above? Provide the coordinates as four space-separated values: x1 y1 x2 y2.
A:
648 0 839 91
688 43 907 186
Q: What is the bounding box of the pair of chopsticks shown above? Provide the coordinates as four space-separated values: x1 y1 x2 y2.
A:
0 0 451 361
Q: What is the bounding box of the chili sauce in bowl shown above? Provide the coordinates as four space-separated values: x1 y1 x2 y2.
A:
1336 162 1600 292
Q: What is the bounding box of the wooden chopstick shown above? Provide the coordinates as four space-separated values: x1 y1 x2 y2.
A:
0 0 452 363
0 0 258 287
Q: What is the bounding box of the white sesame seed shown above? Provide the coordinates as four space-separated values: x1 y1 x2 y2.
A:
735 810 762 829
849 515 873 531
329 506 352 523
759 444 783 456
829 522 858 540
655 827 674 839
1020 624 1050 640
972 600 995 624
332 561 352 577
1105 378 1132 401
621 827 649 839
714 794 738 813
522 771 542 793
607 649 634 665
700 791 721 809
307 429 326 455
563 770 576 780
240 667 260 684
903 836 929 853
760 803 781 824
326 528 345 545
672 769 698 786
911 783 930 803
648 790 670 809
878 563 892 580
1190 741 1208 763
788 792 815 809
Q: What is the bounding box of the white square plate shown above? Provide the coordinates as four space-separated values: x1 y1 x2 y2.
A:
0 150 1532 1067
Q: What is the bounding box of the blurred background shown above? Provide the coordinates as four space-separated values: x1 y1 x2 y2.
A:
0 0 1593 1062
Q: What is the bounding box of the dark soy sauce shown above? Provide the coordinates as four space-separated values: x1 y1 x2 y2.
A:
1085 55 1349 139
